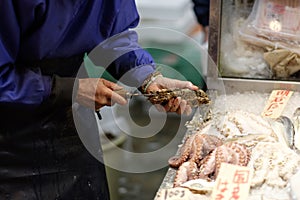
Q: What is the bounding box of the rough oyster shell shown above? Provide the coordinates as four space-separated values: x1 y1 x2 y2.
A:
148 88 210 107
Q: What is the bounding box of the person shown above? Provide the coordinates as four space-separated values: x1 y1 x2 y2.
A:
0 0 198 199
192 0 210 48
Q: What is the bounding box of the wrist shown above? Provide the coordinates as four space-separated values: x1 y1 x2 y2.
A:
140 71 162 93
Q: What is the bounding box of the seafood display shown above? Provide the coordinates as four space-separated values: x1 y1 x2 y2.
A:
249 142 300 188
171 139 251 187
165 105 300 199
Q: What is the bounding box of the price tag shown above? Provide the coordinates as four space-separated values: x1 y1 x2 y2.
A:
211 163 252 200
155 188 191 200
261 90 293 118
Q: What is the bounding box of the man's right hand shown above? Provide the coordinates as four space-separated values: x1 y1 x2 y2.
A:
76 78 127 110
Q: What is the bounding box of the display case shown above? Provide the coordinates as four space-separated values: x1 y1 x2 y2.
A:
154 1 300 199
207 0 300 93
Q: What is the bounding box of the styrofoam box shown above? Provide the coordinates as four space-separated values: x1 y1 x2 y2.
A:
135 0 193 20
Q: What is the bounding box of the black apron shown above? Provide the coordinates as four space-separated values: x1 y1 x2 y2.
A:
0 55 110 200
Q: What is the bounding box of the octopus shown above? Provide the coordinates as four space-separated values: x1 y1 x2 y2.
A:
168 133 223 168
198 142 251 180
173 142 251 187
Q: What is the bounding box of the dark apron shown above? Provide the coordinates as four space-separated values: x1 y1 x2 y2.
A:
0 55 110 200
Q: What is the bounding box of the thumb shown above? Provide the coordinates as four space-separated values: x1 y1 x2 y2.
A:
184 81 199 90
164 78 198 90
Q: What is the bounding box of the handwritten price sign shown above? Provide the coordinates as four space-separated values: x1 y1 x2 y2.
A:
155 188 191 200
211 163 252 200
261 90 293 119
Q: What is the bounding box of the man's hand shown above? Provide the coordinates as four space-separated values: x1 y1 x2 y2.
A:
146 75 198 115
76 78 127 110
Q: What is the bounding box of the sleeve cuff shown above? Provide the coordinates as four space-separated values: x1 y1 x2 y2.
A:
51 75 77 106
124 64 156 87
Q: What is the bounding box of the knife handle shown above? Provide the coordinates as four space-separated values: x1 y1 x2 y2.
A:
96 110 102 120
114 88 132 99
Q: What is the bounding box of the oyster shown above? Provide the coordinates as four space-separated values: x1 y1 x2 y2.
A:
147 88 210 107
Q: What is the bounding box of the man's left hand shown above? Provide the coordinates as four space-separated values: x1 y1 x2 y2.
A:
146 76 198 115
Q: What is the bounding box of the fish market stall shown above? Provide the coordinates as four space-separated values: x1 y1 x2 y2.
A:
155 91 300 200
155 0 300 199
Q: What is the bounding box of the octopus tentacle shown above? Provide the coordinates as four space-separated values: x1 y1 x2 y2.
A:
173 161 198 187
168 135 194 168
202 134 223 155
191 134 223 165
214 145 227 178
169 134 255 187
231 143 249 166
198 149 217 180
197 142 251 181
189 134 204 163
168 134 223 168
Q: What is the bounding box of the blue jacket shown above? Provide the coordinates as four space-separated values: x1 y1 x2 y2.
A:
192 0 210 27
0 0 155 106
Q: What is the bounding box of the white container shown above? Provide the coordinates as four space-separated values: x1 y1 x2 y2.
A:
135 0 197 43
135 0 192 20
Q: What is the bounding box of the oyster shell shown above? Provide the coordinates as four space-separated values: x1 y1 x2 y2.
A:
147 88 210 107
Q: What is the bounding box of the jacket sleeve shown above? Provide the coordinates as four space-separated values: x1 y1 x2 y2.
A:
192 0 210 27
105 0 156 88
98 31 156 88
0 0 52 106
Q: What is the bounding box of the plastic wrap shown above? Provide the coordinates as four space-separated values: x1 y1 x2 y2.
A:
240 0 300 52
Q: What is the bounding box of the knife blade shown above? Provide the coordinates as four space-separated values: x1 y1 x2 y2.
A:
113 88 155 98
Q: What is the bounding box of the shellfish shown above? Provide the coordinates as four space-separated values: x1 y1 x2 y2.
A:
147 88 210 107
